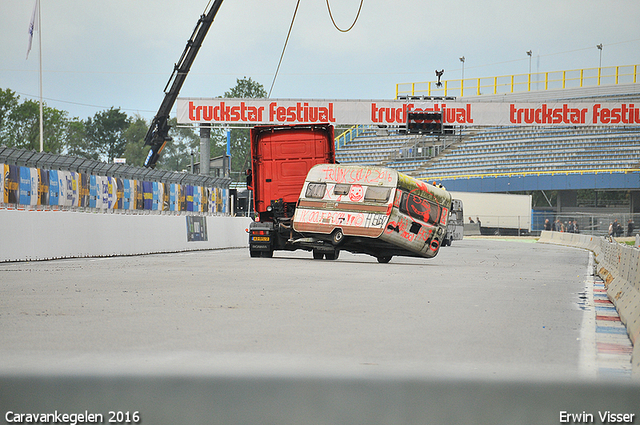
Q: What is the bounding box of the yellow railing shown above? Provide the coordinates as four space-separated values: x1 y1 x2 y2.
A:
334 124 369 150
419 168 640 183
396 65 639 99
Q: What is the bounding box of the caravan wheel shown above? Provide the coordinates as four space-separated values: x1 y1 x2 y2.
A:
332 229 345 246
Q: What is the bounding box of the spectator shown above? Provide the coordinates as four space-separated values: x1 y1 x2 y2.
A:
476 217 481 227
608 222 614 237
628 219 634 237
544 219 552 231
573 220 579 234
468 217 475 223
613 219 622 237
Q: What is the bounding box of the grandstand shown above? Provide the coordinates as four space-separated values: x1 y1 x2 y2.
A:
335 66 640 188
351 125 640 180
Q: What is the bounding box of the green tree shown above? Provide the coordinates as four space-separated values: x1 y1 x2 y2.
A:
85 107 129 162
157 118 200 171
224 76 268 99
221 77 267 181
0 88 19 133
65 119 91 158
123 115 149 166
0 92 67 154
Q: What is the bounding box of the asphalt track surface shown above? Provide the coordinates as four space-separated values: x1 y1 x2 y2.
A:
0 238 594 379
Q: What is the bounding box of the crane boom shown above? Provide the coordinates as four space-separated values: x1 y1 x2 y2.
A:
144 0 224 168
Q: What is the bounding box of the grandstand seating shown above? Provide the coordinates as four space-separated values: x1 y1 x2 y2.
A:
335 125 640 180
335 81 640 182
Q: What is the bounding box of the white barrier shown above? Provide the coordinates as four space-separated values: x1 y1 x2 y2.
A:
0 209 252 262
538 231 640 376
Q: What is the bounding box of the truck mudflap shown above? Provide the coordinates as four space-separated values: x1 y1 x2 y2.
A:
248 221 274 257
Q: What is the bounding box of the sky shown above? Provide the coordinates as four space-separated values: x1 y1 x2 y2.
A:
2 0 640 122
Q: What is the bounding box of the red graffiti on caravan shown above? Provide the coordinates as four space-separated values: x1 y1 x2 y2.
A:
321 167 394 185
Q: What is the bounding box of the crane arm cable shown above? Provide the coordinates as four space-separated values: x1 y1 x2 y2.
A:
325 0 363 32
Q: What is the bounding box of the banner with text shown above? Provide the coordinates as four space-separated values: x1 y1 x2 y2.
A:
177 98 640 127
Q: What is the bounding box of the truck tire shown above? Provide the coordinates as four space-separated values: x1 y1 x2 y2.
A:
250 249 260 258
325 250 340 261
313 250 324 260
377 256 392 263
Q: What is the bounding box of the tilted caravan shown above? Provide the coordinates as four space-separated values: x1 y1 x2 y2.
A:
292 164 452 263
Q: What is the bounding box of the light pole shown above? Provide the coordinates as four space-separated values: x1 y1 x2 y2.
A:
459 56 465 80
596 44 603 85
596 44 603 69
526 51 533 91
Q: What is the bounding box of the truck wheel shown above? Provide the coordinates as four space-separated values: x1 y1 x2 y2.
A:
313 250 324 260
325 250 340 261
250 249 260 258
262 250 273 258
332 229 345 246
377 256 392 264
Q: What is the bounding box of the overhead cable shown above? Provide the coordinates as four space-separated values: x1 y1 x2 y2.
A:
325 0 363 33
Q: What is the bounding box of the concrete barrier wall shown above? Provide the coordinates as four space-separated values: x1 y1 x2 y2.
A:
538 231 640 376
0 209 252 262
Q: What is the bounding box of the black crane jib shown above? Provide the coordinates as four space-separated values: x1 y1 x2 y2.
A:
144 0 224 168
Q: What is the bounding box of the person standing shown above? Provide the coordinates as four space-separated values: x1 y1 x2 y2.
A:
609 222 614 237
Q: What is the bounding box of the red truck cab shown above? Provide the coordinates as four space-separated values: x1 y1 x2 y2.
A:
247 124 335 257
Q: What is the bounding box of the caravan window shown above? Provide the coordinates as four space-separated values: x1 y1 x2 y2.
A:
333 184 350 196
305 182 326 199
364 186 391 202
399 191 441 225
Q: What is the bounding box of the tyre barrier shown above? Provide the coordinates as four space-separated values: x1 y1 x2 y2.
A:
538 230 640 376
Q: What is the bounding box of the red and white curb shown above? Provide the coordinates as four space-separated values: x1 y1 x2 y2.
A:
579 253 634 378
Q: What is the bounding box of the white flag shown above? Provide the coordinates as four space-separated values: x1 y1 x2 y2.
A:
26 0 39 59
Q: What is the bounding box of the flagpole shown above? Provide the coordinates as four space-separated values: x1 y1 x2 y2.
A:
38 0 44 152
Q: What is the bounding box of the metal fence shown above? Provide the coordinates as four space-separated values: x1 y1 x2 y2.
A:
532 211 640 237
0 146 231 189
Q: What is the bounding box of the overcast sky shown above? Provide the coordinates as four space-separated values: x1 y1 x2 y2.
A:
2 0 640 121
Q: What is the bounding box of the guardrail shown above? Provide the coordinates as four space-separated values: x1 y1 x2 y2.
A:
396 64 640 98
538 231 640 376
419 167 640 183
1 146 231 215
